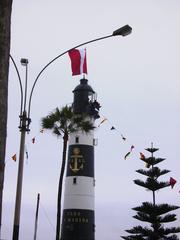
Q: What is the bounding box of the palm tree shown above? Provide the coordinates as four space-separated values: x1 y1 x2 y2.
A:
41 105 94 240
0 0 13 233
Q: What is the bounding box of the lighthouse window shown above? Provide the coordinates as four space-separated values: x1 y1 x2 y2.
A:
73 177 77 184
93 138 98 146
93 178 96 186
75 136 79 143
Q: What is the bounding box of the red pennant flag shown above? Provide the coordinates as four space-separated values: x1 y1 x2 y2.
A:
170 177 177 189
140 152 145 160
12 154 17 162
68 48 87 76
32 137 35 144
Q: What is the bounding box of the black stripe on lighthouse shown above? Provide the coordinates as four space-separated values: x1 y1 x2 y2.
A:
66 145 94 177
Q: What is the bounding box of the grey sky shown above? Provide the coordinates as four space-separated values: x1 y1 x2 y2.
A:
3 0 180 239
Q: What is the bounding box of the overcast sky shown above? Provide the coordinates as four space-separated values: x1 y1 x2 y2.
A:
3 0 180 239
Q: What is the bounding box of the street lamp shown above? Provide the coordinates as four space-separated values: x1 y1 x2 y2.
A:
112 24 132 36
10 24 132 240
10 56 31 240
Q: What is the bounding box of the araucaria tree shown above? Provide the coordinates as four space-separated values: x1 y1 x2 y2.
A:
121 145 180 240
41 105 94 240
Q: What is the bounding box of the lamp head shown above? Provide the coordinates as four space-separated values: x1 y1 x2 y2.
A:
113 25 132 37
20 58 29 66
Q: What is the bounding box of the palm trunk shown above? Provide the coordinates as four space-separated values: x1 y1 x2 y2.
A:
56 133 68 240
0 0 13 235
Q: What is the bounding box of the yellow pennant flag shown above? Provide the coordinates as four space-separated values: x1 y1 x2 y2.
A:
98 118 107 127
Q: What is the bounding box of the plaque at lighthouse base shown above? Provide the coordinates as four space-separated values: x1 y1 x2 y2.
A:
61 209 95 240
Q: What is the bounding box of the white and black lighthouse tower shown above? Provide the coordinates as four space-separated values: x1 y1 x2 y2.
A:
61 78 100 240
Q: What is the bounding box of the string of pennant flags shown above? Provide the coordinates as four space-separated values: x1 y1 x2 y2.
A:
10 47 179 192
96 114 178 190
11 128 44 162
97 115 134 160
10 114 178 191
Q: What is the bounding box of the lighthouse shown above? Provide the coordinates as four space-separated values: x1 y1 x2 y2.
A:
61 78 100 240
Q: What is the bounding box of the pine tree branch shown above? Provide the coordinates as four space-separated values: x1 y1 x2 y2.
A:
133 202 180 215
134 178 169 191
136 168 170 179
126 225 153 236
121 235 145 240
160 214 178 223
140 157 165 167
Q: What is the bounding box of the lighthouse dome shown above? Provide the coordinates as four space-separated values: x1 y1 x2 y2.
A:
73 78 94 93
72 79 95 114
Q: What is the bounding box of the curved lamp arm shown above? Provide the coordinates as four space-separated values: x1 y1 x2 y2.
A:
9 54 23 116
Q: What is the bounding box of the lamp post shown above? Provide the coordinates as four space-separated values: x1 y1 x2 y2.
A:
10 57 31 240
10 24 132 240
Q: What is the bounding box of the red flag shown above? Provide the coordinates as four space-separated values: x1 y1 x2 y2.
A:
140 152 145 160
170 177 177 188
12 154 16 162
68 48 87 76
32 137 35 144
